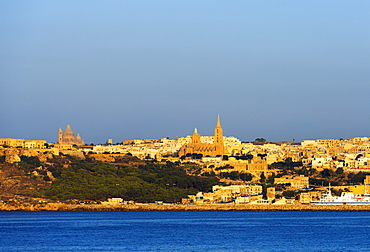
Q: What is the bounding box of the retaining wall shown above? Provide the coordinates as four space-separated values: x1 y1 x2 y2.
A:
2 203 370 212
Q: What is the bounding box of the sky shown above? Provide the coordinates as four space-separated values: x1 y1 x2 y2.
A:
1 1 370 144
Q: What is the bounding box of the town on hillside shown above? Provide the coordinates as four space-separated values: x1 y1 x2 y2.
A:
1 118 370 206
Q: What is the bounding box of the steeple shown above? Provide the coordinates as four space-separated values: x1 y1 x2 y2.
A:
214 115 223 142
216 114 221 127
214 115 225 155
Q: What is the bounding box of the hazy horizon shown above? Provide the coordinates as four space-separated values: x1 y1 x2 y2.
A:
2 1 370 144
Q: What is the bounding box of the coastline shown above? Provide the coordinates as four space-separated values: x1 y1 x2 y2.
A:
2 202 370 212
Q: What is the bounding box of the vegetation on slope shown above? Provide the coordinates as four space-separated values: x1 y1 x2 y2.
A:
45 156 218 202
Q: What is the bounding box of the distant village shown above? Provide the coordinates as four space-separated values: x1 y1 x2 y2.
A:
2 116 370 206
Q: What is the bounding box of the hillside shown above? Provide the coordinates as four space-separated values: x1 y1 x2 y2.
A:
0 155 218 203
0 163 50 201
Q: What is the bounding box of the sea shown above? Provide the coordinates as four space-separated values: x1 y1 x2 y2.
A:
0 211 369 252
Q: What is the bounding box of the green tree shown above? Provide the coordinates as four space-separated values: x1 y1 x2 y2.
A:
260 172 266 183
267 173 276 184
336 167 344 175
309 178 329 186
20 156 41 167
255 138 266 143
282 190 295 199
320 169 331 178
240 173 253 181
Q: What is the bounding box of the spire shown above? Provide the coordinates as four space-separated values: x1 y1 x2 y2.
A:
214 115 224 155
194 127 198 134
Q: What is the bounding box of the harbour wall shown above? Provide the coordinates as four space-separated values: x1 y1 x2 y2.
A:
2 203 370 212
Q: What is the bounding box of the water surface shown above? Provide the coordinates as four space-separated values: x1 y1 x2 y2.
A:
0 211 369 251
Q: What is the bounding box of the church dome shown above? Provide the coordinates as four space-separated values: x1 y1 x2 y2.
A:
63 125 75 138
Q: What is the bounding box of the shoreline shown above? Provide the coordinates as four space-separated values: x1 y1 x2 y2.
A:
2 203 370 212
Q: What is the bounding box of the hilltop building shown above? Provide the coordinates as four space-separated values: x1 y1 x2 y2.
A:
0 138 46 149
57 125 84 146
178 115 226 157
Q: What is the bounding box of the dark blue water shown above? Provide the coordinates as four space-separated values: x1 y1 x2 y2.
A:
0 211 369 251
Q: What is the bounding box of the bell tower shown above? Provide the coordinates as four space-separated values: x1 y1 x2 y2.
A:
214 115 225 156
58 128 63 144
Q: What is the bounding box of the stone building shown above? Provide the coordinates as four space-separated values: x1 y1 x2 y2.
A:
245 156 269 174
57 125 84 146
0 138 46 149
274 175 309 189
178 115 226 157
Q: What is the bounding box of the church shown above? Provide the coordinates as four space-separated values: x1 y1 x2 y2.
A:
57 125 84 146
178 116 226 157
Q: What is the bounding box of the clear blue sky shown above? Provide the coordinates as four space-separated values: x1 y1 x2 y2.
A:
1 1 370 144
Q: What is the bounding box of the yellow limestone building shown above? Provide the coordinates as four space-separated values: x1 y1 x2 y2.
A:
178 116 226 157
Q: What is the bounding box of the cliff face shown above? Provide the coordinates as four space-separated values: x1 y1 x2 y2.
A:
88 154 144 164
0 148 53 163
89 154 116 162
59 150 85 159
5 153 21 163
